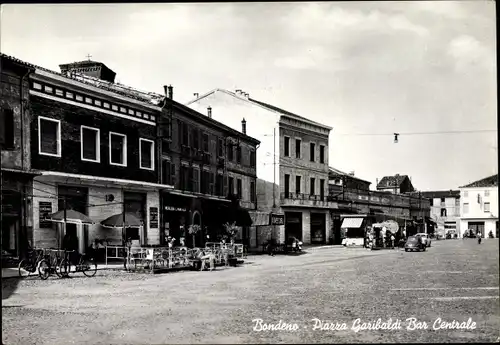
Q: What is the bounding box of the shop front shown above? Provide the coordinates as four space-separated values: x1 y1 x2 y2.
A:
310 212 326 244
1 169 38 259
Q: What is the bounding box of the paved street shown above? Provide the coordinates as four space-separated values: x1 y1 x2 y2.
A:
2 239 499 344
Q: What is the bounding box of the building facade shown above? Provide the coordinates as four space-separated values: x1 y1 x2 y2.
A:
26 58 173 253
158 93 259 247
421 190 460 237
328 167 432 241
459 174 498 238
186 89 337 246
376 174 415 194
1 54 38 258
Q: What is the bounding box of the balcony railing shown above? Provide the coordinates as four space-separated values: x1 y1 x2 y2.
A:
280 192 335 208
281 192 327 201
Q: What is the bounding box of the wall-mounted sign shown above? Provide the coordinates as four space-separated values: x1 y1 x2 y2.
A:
165 206 187 212
149 207 159 229
270 213 285 226
39 202 52 228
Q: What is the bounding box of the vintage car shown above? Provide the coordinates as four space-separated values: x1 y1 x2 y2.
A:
416 233 432 247
404 236 426 252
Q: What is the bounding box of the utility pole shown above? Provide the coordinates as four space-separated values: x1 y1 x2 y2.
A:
272 127 276 243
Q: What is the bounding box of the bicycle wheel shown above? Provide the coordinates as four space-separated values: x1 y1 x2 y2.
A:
81 257 97 277
38 259 50 280
18 259 33 277
59 259 71 278
52 257 62 278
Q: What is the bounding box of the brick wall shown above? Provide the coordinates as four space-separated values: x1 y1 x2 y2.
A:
30 95 158 183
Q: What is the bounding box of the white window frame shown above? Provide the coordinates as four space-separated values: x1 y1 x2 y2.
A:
484 202 490 212
80 125 100 163
463 203 469 214
109 132 127 167
38 116 62 157
33 82 42 90
484 190 490 197
139 138 155 171
464 191 468 197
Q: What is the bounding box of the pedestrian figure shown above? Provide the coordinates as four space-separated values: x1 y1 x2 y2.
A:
266 240 274 256
390 233 395 249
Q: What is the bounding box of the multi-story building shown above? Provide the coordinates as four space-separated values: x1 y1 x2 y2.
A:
158 92 259 247
25 57 173 252
459 174 498 238
1 54 39 258
420 190 460 237
328 167 432 241
186 89 337 246
376 174 415 194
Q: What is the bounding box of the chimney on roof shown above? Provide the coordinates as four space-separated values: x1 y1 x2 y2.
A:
242 118 247 135
376 178 379 185
349 171 355 176
163 85 169 97
207 107 212 119
167 85 173 99
194 93 199 98
244 92 249 99
235 89 242 94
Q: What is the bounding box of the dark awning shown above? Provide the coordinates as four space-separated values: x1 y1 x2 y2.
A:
225 206 253 227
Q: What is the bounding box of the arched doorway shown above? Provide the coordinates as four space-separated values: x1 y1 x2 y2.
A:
190 211 203 247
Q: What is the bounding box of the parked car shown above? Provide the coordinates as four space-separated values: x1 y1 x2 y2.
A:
405 236 426 252
416 233 431 247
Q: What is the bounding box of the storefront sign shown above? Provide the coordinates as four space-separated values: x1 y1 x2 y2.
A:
39 202 52 228
165 206 187 212
270 213 285 226
149 207 159 228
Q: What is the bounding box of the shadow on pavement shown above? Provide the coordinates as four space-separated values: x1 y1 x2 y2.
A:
2 277 23 300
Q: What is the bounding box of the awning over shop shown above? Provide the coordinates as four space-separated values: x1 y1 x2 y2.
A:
341 217 364 228
250 211 270 226
226 207 253 227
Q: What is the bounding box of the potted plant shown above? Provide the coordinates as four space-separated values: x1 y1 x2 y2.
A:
188 224 201 248
223 222 238 243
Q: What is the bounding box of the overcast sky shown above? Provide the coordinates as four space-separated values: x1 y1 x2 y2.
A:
1 2 497 191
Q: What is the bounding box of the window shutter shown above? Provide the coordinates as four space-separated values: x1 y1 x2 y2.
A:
223 175 228 197
171 164 176 186
188 167 194 192
210 172 215 195
0 109 6 145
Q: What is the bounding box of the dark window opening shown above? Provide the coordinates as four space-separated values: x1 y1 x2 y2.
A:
82 127 98 161
202 133 209 152
250 181 256 203
110 133 126 165
40 118 59 155
295 176 301 195
237 179 242 199
320 145 325 164
284 137 290 157
310 143 315 162
310 178 315 196
295 139 301 158
140 140 153 169
0 108 14 150
236 146 242 164
284 174 290 198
